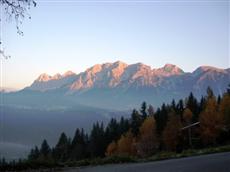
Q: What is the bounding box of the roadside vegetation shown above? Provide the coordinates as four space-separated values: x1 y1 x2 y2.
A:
1 85 230 171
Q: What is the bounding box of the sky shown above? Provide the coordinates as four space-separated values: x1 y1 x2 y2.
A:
1 0 229 89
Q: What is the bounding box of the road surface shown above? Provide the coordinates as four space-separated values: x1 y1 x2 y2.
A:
62 152 230 172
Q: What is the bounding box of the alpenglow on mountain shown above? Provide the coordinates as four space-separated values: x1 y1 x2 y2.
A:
4 61 230 109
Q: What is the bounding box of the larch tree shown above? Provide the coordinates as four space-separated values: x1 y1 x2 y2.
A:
136 116 159 157
199 88 224 145
183 108 193 147
219 93 230 132
106 141 117 156
117 130 136 156
163 111 182 151
183 108 193 125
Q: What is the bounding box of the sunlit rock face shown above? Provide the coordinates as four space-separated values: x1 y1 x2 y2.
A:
9 61 230 109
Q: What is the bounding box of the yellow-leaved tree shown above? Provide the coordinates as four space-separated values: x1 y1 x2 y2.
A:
219 93 230 131
117 130 136 156
183 108 193 147
106 141 117 156
163 111 182 151
199 88 224 145
136 116 159 157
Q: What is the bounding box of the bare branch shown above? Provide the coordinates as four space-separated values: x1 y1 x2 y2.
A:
0 0 36 35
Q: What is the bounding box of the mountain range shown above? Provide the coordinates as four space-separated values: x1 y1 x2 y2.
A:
3 61 230 110
1 61 230 160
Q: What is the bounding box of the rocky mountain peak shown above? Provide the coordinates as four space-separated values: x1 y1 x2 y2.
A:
154 64 184 76
36 73 52 82
63 71 75 77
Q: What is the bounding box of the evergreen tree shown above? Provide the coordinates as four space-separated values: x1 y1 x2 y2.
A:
140 101 148 119
130 109 142 136
71 128 87 160
118 117 130 138
105 118 119 144
171 99 176 112
54 132 69 162
186 92 199 122
227 84 230 95
176 99 184 121
198 96 206 115
89 122 106 157
40 139 51 157
147 105 154 116
217 95 222 104
154 103 168 136
28 146 39 161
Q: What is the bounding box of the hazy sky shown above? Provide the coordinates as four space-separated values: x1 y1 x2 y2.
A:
1 0 229 89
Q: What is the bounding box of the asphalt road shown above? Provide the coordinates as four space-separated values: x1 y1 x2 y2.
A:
63 152 230 172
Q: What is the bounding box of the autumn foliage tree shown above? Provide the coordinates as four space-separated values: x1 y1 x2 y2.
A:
117 130 136 156
163 111 182 151
136 116 159 157
219 92 230 132
199 88 224 145
182 108 194 147
24 85 230 169
183 108 193 125
106 141 117 156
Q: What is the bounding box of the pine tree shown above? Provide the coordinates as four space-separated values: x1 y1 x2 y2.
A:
71 128 87 160
186 92 199 122
40 139 51 157
176 99 184 121
38 139 53 164
54 132 69 162
89 122 106 157
147 105 154 116
227 84 230 95
130 109 142 136
154 104 168 136
198 96 206 115
118 117 130 138
28 146 39 161
140 102 147 119
171 99 176 112
105 118 119 144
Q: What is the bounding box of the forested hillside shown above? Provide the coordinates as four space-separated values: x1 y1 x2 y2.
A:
1 86 230 170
